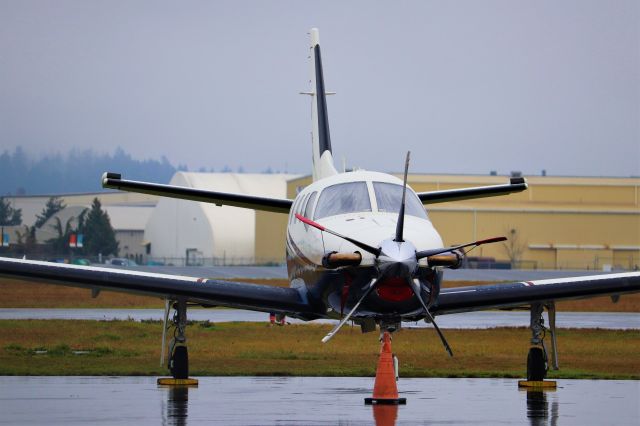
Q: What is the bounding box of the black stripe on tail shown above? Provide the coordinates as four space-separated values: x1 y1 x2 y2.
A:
314 45 332 155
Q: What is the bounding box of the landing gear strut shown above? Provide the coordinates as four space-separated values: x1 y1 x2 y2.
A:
158 299 197 386
524 302 558 384
167 299 189 379
527 303 547 381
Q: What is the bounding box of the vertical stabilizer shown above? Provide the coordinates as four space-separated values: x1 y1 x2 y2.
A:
309 28 338 181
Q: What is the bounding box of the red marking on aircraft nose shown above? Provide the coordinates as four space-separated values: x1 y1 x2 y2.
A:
376 277 414 302
295 213 325 231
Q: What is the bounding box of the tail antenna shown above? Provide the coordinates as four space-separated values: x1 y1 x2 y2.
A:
394 151 411 242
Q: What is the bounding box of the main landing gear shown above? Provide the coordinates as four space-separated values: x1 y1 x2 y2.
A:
520 303 558 389
168 300 189 379
158 299 198 386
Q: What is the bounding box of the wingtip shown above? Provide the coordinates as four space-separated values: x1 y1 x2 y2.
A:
101 172 121 188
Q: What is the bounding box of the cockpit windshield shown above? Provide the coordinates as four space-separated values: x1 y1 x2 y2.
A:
312 180 428 220
314 182 372 219
373 182 428 219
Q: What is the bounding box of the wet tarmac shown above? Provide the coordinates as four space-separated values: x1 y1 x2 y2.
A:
1 308 637 329
0 376 637 425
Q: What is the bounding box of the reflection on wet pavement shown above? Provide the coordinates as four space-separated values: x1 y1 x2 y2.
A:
372 405 399 426
162 386 189 426
525 389 559 426
1 377 637 425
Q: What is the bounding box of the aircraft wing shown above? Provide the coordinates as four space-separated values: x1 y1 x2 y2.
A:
417 177 528 204
433 272 640 315
0 257 317 319
101 173 293 214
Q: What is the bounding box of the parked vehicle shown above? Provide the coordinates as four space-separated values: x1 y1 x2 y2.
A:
105 258 138 267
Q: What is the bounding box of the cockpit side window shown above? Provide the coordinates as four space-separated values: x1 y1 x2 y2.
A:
299 193 310 214
373 182 428 219
302 192 318 230
314 182 372 219
290 193 307 225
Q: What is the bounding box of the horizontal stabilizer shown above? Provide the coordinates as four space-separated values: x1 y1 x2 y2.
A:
102 173 293 214
417 177 528 204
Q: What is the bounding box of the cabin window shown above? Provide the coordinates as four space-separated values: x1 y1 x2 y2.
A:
314 182 372 219
304 192 317 219
300 193 310 214
290 194 305 224
373 182 428 219
293 193 309 225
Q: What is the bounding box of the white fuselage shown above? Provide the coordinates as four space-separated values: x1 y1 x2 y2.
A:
285 170 445 322
287 170 443 265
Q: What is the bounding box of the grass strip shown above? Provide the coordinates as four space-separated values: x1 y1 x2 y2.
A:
0 320 637 379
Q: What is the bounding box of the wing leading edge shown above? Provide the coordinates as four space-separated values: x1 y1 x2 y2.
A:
0 257 318 319
433 272 640 315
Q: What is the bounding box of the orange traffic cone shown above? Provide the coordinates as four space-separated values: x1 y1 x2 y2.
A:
365 331 407 405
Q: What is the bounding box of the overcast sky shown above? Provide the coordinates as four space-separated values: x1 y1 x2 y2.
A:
1 1 638 177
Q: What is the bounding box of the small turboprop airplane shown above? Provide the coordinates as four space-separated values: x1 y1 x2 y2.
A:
0 29 638 390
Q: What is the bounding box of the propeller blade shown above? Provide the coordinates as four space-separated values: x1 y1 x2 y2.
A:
416 236 507 260
322 278 378 343
394 151 410 242
296 213 381 256
409 280 453 357
424 309 454 357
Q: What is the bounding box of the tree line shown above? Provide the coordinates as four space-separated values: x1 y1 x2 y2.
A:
0 146 179 196
0 146 282 196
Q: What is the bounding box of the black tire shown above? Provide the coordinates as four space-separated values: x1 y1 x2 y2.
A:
170 346 189 379
527 347 547 381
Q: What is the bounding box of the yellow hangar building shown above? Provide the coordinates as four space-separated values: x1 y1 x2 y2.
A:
256 174 640 271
